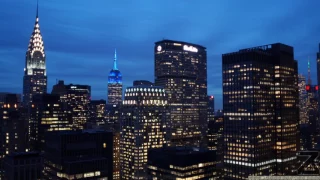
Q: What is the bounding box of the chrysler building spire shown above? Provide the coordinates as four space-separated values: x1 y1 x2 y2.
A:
23 0 47 106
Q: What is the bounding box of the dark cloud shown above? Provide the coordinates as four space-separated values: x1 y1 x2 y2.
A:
1 0 320 109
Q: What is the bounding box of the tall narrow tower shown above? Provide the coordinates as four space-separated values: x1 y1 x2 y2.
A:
308 57 312 85
107 49 122 105
23 1 47 106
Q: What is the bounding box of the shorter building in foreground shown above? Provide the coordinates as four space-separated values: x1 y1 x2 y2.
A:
294 149 320 175
3 152 43 180
42 130 113 179
147 147 219 180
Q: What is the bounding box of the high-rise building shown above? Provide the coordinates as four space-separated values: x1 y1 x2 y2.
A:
108 49 122 105
0 94 28 176
23 3 47 107
29 94 72 152
223 43 299 179
147 147 219 179
298 75 308 125
154 40 207 147
42 130 113 179
52 81 91 130
88 99 106 128
120 84 169 179
207 95 215 150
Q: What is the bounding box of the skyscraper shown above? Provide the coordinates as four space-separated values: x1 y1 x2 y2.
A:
29 94 72 151
154 40 207 147
88 99 106 128
120 84 169 179
108 49 122 105
23 3 47 106
223 43 299 179
298 74 308 125
52 81 91 130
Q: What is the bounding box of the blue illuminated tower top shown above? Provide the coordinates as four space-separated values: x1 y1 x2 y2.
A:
108 49 122 84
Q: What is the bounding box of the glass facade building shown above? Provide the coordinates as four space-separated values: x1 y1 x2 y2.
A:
223 43 299 179
120 84 169 179
23 7 47 107
154 40 207 147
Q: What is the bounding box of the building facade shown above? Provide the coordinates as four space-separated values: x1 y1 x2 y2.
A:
29 94 72 152
154 40 207 147
147 147 219 179
207 95 215 150
88 99 106 128
3 152 43 180
298 75 308 125
52 81 91 130
23 5 47 107
43 130 113 179
0 94 28 176
108 49 122 105
223 43 299 179
120 84 169 179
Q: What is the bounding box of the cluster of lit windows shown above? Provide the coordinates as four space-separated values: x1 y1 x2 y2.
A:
120 86 168 179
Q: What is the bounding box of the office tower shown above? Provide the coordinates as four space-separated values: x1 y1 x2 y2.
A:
108 49 122 105
305 86 319 149
0 94 28 175
29 94 72 151
3 152 43 180
23 3 47 106
208 110 223 154
223 43 299 179
207 95 215 150
298 75 308 125
120 84 169 179
208 95 215 122
155 40 207 147
147 147 219 179
52 81 91 130
42 130 113 179
87 99 106 128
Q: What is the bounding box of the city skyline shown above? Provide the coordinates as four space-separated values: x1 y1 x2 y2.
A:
1 0 320 109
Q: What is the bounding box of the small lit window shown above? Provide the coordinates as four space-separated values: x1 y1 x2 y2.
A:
103 143 107 148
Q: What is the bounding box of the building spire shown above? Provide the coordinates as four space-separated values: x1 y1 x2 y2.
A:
308 56 312 85
36 0 39 18
113 49 118 70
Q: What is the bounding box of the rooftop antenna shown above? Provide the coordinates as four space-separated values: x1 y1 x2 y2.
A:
308 56 312 85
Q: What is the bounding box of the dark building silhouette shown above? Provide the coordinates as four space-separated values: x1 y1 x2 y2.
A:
120 84 169 179
223 43 299 179
22 4 47 107
87 99 106 128
29 94 72 152
207 95 215 150
0 94 28 176
154 40 207 147
294 147 320 175
3 152 43 180
133 80 154 86
52 80 91 130
42 130 113 179
147 147 219 179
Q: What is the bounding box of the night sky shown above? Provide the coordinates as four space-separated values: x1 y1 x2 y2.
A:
1 0 320 109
